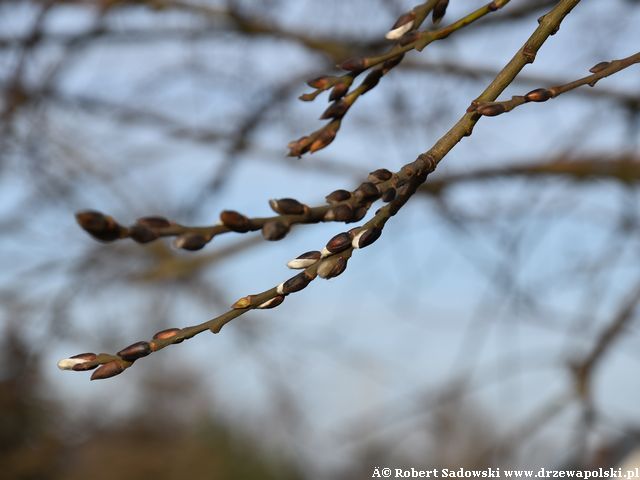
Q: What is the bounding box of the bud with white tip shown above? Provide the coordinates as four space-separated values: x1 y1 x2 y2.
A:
385 12 415 40
287 251 321 269
317 256 348 279
258 295 285 309
352 227 382 249
57 352 97 371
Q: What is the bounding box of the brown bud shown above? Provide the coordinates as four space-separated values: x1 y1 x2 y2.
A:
174 232 208 251
129 224 158 244
355 182 380 200
220 210 251 232
306 75 337 90
386 12 415 40
261 221 289 241
258 295 285 309
75 210 124 242
91 361 124 381
339 57 367 73
287 250 321 269
324 204 353 222
589 61 610 73
329 82 350 101
352 227 382 249
524 88 552 102
362 70 383 91
136 216 171 229
117 341 152 361
432 0 449 24
277 272 313 295
381 188 396 202
317 255 348 279
309 126 338 153
324 232 353 254
382 54 405 72
232 295 253 309
325 189 351 204
70 353 98 371
287 136 311 157
269 198 307 215
153 328 182 342
476 103 506 117
351 207 368 223
368 168 393 183
320 100 349 120
466 101 479 113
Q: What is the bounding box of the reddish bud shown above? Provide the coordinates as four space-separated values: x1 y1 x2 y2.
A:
476 103 506 117
220 210 251 233
329 82 350 101
91 361 124 380
306 75 337 90
324 232 353 254
117 341 152 361
153 328 182 342
362 70 383 91
524 88 552 102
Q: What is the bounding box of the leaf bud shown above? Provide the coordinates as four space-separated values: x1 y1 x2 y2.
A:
277 272 314 295
325 189 351 204
476 103 506 117
352 227 382 249
432 0 449 25
220 210 251 232
324 232 353 255
269 198 307 215
385 12 415 40
174 232 209 251
287 251 321 269
317 255 348 279
153 328 182 342
117 341 152 361
75 210 124 242
261 220 290 241
589 61 610 73
368 168 393 183
90 361 124 380
257 295 285 309
524 88 552 102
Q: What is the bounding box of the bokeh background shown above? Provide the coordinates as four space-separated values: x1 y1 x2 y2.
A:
1 0 640 478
